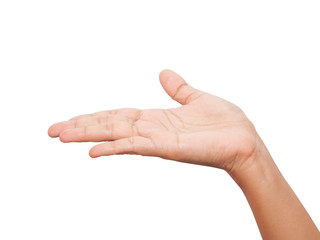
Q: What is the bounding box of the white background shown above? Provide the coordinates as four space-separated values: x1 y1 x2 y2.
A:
0 0 319 239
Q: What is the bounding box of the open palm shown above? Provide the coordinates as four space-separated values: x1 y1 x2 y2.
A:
48 70 258 171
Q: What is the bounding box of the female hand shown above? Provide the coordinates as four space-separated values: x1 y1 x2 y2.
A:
48 69 258 174
48 69 320 239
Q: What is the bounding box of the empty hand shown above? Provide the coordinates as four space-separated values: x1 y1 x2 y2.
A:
48 70 258 172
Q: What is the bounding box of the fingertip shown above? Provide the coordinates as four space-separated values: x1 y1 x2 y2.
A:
159 68 172 77
159 69 176 82
48 121 74 138
89 147 98 158
159 69 174 92
47 126 55 138
48 124 60 138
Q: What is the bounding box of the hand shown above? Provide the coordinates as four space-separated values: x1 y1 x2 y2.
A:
48 69 320 239
48 69 258 173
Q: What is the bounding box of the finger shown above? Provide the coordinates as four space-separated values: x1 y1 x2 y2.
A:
48 109 140 137
159 69 204 105
69 108 142 121
48 117 100 138
89 136 157 158
48 120 76 138
69 113 94 121
59 121 136 142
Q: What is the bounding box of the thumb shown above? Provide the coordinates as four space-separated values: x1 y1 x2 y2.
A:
159 69 203 105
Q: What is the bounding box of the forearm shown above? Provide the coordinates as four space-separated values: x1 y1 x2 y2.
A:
229 137 320 240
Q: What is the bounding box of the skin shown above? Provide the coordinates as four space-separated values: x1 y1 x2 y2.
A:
48 69 320 239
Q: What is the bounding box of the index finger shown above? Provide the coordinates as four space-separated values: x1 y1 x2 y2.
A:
48 108 142 138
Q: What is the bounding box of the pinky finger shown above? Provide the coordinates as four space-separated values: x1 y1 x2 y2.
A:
89 136 157 158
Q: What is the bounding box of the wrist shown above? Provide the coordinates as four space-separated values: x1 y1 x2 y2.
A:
227 135 320 240
227 136 282 192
